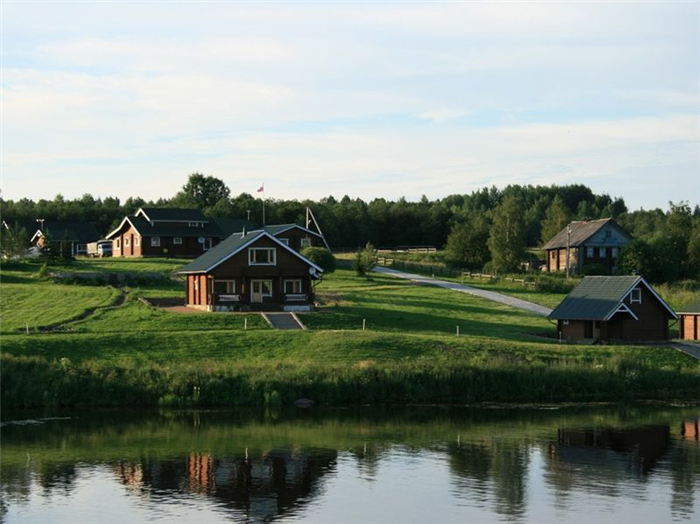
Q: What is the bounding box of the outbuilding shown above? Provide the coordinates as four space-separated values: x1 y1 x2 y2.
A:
548 276 677 342
678 301 700 341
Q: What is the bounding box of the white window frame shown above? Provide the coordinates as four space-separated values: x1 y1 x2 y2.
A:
115 238 121 249
214 279 236 295
248 247 276 266
125 237 131 247
586 246 594 258
279 238 290 246
630 288 642 304
77 244 88 253
188 221 203 228
562 320 569 326
600 247 607 258
135 236 140 247
203 238 212 251
173 237 183 245
284 279 302 294
300 238 312 248
151 237 161 247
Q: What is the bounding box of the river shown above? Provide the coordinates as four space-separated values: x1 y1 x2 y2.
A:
1 405 698 523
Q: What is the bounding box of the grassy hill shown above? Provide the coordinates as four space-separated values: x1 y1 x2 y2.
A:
1 259 698 407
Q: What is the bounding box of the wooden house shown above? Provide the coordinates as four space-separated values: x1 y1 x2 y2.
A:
177 230 324 312
548 276 677 342
30 221 100 257
542 218 632 275
105 208 251 258
678 301 700 341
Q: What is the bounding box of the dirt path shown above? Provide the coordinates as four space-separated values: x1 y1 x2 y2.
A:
374 266 553 317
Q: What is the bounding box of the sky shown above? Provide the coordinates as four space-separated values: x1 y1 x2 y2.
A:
2 1 699 210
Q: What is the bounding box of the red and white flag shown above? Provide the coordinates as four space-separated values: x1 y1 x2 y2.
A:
257 184 264 193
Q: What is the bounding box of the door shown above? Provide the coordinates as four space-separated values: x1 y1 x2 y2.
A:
251 280 272 303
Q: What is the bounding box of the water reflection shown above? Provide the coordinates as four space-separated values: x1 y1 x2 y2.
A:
1 407 698 523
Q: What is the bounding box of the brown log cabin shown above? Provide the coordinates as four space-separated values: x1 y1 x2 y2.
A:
542 218 632 275
105 208 252 258
177 230 324 312
548 276 677 342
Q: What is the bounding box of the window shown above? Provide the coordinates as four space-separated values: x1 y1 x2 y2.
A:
249 247 276 265
612 247 619 258
135 236 140 247
600 247 607 258
279 238 290 246
587 247 594 258
116 238 121 249
300 238 312 248
630 288 642 304
151 237 161 247
125 237 131 247
284 280 302 294
77 244 88 253
188 221 204 228
203 238 212 251
173 237 183 245
214 280 236 294
562 320 569 326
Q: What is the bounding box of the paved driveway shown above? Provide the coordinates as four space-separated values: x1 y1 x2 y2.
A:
373 266 553 317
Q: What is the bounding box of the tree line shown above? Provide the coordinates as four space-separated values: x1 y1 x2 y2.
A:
2 173 698 281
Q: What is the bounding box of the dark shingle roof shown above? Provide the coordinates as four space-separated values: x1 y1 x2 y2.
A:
178 231 259 273
548 276 643 321
213 218 254 237
177 230 325 274
138 208 208 222
37 222 100 243
678 300 700 314
542 218 631 250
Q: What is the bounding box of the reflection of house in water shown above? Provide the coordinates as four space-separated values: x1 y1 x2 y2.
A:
681 420 699 441
553 425 671 476
113 448 338 522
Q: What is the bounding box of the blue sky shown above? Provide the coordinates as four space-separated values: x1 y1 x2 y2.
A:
2 1 699 210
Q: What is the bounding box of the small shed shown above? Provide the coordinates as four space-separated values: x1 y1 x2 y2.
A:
548 276 677 342
678 301 700 341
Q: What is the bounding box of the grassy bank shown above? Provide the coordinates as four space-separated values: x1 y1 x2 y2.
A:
1 260 699 407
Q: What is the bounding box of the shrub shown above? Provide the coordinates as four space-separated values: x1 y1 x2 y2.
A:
301 247 336 274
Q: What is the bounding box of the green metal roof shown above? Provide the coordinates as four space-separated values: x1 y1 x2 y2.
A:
213 218 254 237
548 276 643 321
678 300 700 314
250 224 324 238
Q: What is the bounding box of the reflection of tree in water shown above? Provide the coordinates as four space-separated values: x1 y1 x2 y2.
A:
669 420 700 520
113 447 338 523
447 439 530 521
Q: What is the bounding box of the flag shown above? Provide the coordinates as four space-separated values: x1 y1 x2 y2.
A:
257 184 264 193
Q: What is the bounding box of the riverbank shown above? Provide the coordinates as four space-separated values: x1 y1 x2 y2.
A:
2 261 699 407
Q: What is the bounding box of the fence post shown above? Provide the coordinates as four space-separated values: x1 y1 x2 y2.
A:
362 318 366 331
456 325 460 337
244 317 248 330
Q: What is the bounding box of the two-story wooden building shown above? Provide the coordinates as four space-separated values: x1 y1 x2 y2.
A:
548 276 677 342
105 208 251 258
177 230 324 312
250 224 328 252
542 218 632 274
30 221 100 257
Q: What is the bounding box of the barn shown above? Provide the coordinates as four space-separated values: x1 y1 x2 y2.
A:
678 301 700 341
548 276 677 342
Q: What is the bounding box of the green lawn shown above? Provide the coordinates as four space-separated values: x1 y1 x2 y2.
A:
69 256 186 274
2 259 698 407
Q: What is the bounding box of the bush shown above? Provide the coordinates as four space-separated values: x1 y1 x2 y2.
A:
353 242 377 276
301 247 336 274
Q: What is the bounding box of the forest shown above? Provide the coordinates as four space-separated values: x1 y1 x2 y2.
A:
2 173 699 282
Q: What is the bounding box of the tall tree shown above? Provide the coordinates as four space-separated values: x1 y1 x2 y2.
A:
540 196 572 245
444 217 491 270
171 173 231 210
487 195 526 273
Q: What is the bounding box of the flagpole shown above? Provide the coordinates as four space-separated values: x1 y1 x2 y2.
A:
262 185 266 226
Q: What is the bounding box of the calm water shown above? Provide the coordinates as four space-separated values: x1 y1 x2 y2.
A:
1 405 699 523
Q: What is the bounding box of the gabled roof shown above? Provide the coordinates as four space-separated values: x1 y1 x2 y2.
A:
177 230 324 275
678 300 700 314
106 215 227 240
542 218 631 250
250 224 324 239
548 276 677 321
136 207 208 222
31 222 100 244
212 218 254 237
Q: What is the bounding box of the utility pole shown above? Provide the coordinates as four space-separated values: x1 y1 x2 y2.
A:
565 224 571 279
246 210 251 221
36 218 45 231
